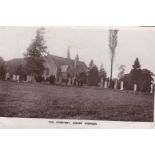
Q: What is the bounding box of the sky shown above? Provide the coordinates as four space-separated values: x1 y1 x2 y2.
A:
0 26 155 78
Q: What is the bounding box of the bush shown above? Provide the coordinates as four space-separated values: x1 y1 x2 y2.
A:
49 75 56 84
35 76 43 82
87 66 99 86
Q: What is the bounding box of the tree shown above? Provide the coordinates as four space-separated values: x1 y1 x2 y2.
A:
0 57 6 80
120 58 154 92
118 65 126 79
139 69 154 92
130 58 141 85
24 27 48 82
15 64 26 81
132 58 141 69
87 64 100 86
108 29 119 86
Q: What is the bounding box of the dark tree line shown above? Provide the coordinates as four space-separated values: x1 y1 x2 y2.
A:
87 59 107 86
120 58 154 92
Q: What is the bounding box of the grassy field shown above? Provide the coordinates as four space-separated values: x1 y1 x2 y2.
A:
0 81 154 122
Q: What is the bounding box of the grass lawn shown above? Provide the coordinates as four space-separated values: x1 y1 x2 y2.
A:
0 81 154 122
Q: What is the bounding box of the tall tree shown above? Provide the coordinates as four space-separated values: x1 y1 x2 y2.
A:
109 29 119 86
24 28 48 81
130 58 141 85
87 60 100 86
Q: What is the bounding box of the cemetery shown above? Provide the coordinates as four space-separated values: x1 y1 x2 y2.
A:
0 27 154 122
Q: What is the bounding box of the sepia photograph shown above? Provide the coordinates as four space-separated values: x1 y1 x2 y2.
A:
0 27 154 123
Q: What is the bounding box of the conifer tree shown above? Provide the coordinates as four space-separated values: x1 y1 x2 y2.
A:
24 28 48 81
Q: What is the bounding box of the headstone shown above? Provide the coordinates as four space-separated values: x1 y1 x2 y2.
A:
100 78 104 88
13 74 17 81
114 80 118 89
134 84 137 92
120 81 124 90
150 84 153 94
104 80 107 88
16 75 20 82
27 75 32 82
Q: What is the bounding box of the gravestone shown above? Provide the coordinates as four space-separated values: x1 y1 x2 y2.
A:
16 75 20 82
150 84 153 94
120 81 124 90
13 74 17 81
27 75 32 82
134 84 137 92
104 80 107 88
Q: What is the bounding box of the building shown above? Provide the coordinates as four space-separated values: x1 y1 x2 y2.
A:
43 53 88 82
5 51 88 82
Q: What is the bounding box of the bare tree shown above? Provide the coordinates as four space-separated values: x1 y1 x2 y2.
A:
109 29 119 86
118 64 126 79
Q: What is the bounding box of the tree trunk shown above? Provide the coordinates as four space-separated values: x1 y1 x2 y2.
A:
110 49 114 88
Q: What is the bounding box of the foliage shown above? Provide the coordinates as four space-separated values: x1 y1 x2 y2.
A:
118 65 126 79
49 74 56 84
79 72 87 84
132 58 141 69
87 64 99 86
0 63 6 80
0 57 6 80
120 58 154 92
24 27 48 79
15 64 27 81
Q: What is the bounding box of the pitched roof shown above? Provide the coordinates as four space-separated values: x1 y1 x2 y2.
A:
5 58 26 74
45 54 88 72
5 54 88 74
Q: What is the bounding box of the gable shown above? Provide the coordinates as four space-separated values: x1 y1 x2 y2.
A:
44 54 88 73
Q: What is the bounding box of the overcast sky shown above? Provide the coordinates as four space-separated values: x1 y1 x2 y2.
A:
0 27 155 78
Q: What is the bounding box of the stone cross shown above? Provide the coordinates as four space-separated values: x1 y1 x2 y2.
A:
120 81 124 90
